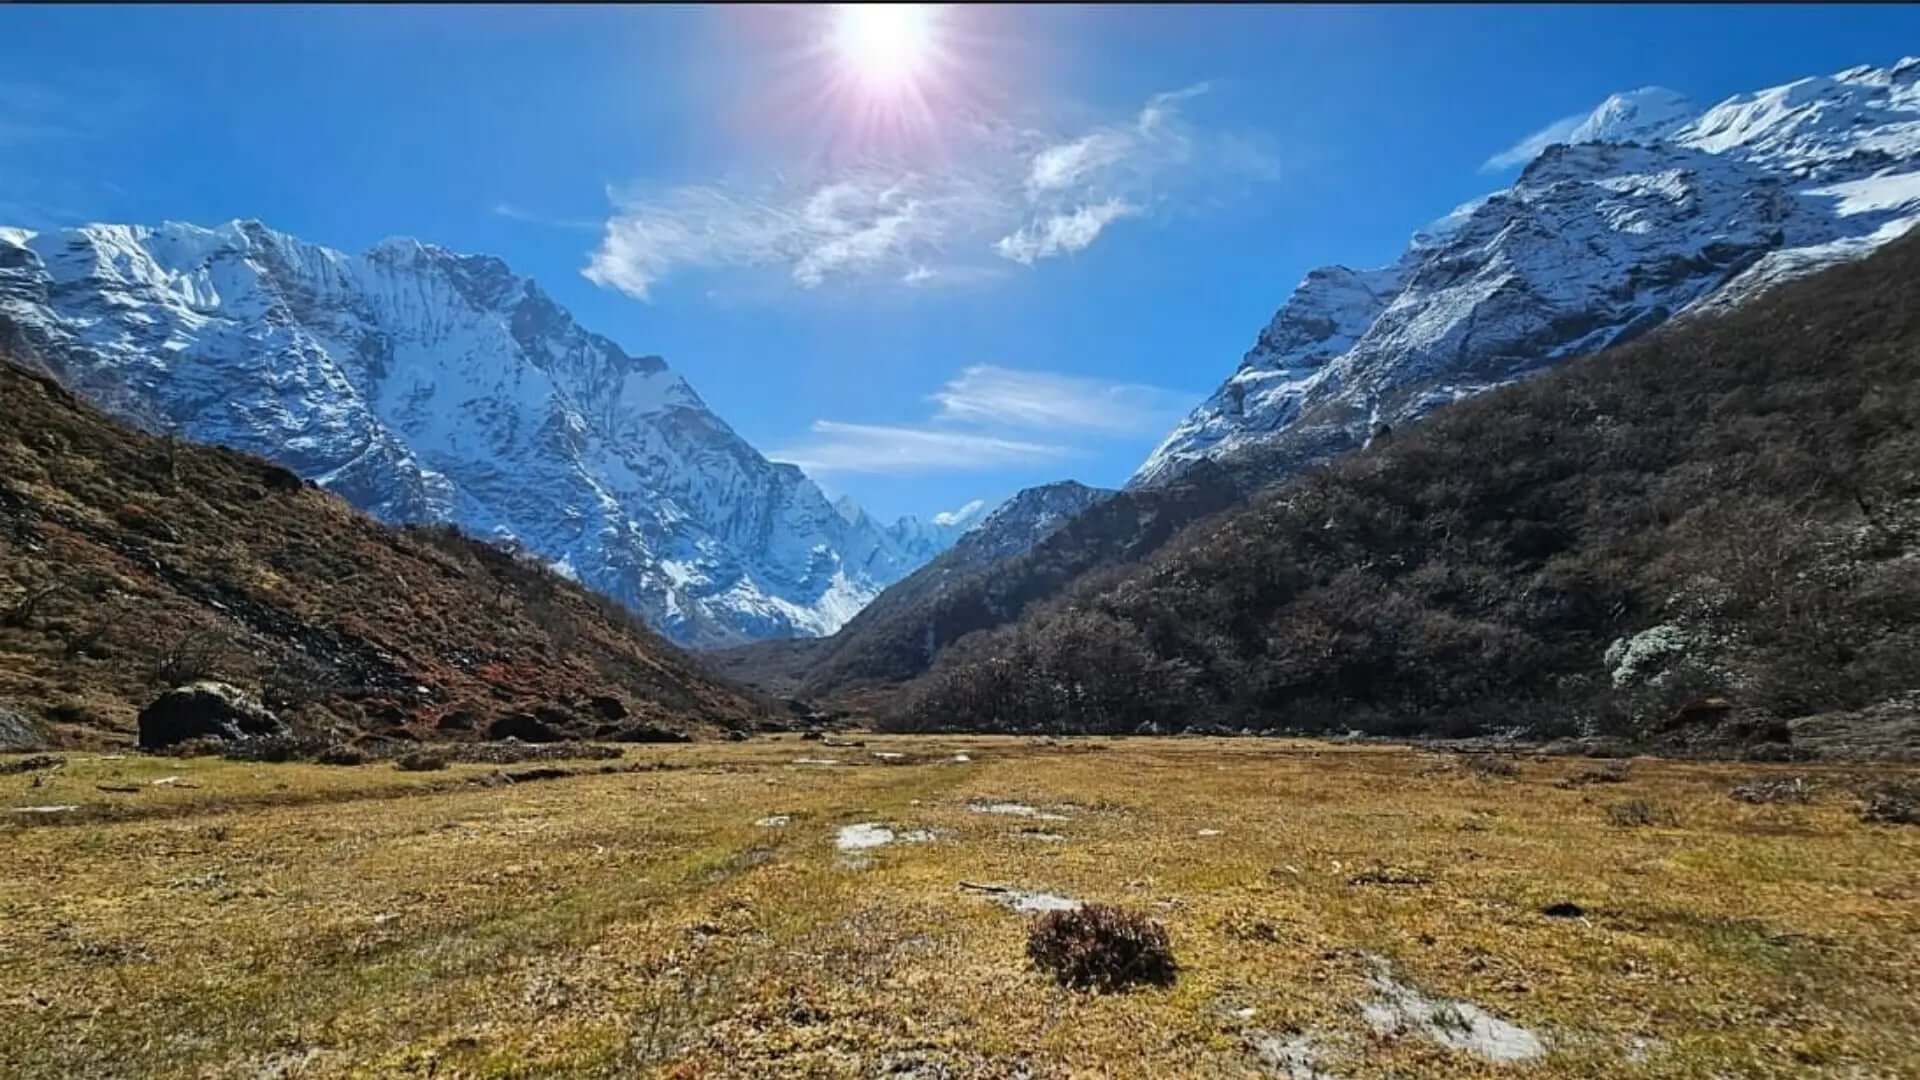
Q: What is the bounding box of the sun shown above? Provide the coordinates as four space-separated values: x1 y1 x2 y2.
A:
830 4 939 92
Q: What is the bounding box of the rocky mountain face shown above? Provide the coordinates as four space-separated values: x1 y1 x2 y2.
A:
1136 57 1920 486
936 483 1113 572
0 357 768 746
0 220 974 647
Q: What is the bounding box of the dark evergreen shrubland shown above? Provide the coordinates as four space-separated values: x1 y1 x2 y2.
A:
892 232 1920 740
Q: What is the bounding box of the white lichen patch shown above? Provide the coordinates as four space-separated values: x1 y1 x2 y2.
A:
835 823 934 852
968 801 1068 821
1360 958 1545 1063
1248 1032 1339 1079
1003 890 1080 914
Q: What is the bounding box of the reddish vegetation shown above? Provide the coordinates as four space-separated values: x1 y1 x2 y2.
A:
0 359 766 747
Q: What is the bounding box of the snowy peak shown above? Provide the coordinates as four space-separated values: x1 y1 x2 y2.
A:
1674 57 1920 168
1134 56 1920 488
932 499 988 529
0 220 971 646
1566 86 1698 146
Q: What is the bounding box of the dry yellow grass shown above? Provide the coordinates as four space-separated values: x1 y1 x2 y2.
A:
3 737 1916 1078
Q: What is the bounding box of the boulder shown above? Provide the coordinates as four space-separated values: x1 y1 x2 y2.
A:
488 712 563 743
1669 696 1736 729
586 695 629 722
138 682 287 750
0 704 49 752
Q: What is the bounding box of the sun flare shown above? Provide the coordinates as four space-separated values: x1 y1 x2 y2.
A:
831 4 939 91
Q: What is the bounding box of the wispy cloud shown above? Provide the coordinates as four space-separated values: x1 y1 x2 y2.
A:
491 202 600 232
583 83 1279 300
993 82 1257 265
993 199 1140 265
583 169 1000 300
767 420 1074 475
1026 131 1132 195
1481 111 1587 173
929 365 1188 435
773 364 1191 476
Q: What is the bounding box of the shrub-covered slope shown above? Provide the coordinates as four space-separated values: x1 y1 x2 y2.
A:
899 232 1920 743
748 470 1244 701
0 359 767 746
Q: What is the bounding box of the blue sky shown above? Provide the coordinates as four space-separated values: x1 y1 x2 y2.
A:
4 5 1917 521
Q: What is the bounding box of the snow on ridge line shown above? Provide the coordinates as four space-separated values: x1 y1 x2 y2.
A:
1133 56 1920 489
0 220 982 646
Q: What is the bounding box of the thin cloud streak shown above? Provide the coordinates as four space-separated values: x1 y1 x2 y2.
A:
491 202 601 232
930 364 1189 434
768 419 1075 475
1481 111 1586 172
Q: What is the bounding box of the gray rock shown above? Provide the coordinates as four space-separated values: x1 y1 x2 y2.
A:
138 682 287 750
0 704 50 752
487 712 564 743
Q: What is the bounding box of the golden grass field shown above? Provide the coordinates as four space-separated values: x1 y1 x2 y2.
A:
3 736 1917 1079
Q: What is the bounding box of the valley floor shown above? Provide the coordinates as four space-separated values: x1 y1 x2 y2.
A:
3 737 1917 1078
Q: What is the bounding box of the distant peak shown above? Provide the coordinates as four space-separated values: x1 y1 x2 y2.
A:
833 494 865 526
368 235 429 260
1565 86 1698 146
932 498 987 528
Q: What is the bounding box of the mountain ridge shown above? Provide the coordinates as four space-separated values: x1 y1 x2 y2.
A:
0 218 977 647
0 354 767 746
1134 56 1920 488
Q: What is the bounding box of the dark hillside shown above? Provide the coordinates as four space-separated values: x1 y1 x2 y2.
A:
0 360 767 747
767 465 1245 700
897 231 1920 748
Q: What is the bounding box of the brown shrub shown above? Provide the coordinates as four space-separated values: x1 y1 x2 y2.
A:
1025 904 1177 992
1859 781 1920 825
1607 799 1679 828
1559 760 1632 787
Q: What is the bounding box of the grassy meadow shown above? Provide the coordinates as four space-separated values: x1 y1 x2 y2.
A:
3 737 1916 1078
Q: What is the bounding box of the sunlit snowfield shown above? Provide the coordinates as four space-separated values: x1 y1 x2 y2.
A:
4 736 1917 1078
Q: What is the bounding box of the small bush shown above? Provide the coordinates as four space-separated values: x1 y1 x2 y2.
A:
1607 799 1679 828
314 743 372 767
1463 754 1520 778
394 750 449 772
1859 781 1920 826
1730 776 1813 804
1026 904 1177 992
149 628 233 687
1558 760 1631 787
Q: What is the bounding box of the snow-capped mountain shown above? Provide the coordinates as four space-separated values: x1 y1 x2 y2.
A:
0 220 976 646
1136 57 1920 486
